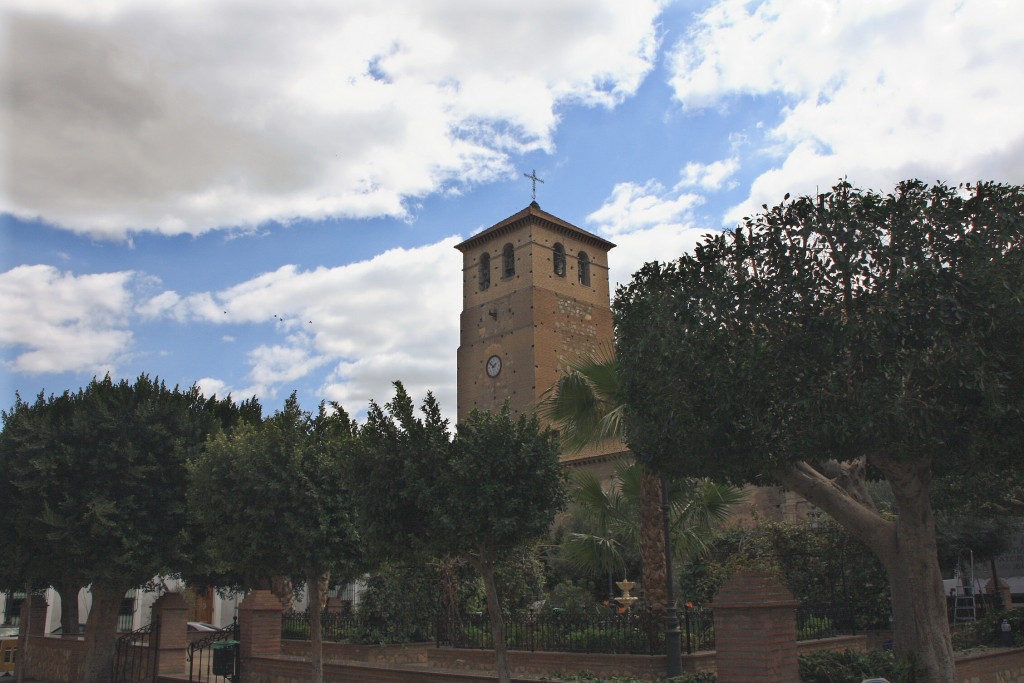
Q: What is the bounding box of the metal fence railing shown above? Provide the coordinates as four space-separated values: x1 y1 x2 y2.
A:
681 605 714 653
796 604 857 641
440 610 663 655
281 600 852 655
187 618 240 683
112 615 159 683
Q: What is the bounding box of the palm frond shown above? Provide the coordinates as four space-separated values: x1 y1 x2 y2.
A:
561 532 625 576
537 345 622 453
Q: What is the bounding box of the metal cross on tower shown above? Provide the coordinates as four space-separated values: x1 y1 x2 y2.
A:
523 169 544 202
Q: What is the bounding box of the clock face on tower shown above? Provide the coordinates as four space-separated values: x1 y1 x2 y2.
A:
486 355 502 378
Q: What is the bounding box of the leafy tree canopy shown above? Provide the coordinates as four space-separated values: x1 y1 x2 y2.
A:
0 374 256 683
188 393 363 590
347 384 566 683
0 374 255 589
616 180 1023 486
613 180 1024 682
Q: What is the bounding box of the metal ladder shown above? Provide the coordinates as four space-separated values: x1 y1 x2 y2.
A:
953 549 977 623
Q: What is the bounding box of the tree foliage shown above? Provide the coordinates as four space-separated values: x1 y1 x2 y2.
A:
558 461 745 590
0 375 253 683
680 519 892 631
617 180 1023 483
614 180 1024 683
189 393 363 683
189 393 362 589
347 384 566 683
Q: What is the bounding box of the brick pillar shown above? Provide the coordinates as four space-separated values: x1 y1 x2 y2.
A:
151 592 189 676
27 593 48 636
985 577 1013 609
712 571 800 683
238 589 283 669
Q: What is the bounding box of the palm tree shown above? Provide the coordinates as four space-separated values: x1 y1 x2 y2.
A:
559 459 745 606
558 463 635 598
540 345 671 620
539 346 745 620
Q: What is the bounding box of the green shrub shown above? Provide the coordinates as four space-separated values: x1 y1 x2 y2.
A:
281 621 310 640
798 649 916 683
682 520 891 631
951 608 1024 650
354 562 438 643
798 616 833 640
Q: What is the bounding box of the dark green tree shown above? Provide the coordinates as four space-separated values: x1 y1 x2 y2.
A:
615 181 1024 683
348 384 566 683
0 375 250 683
188 394 363 683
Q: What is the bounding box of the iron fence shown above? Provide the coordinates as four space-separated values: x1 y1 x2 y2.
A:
187 618 240 683
439 609 684 655
280 600 851 656
796 603 856 640
681 605 714 653
112 615 158 683
282 611 362 642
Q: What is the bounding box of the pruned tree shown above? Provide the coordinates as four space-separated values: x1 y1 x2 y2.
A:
0 375 250 683
188 393 363 683
615 180 1024 683
348 384 566 683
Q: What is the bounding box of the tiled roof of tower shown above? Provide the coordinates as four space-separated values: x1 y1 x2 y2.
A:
455 201 616 252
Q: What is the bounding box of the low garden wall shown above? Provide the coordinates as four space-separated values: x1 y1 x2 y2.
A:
243 655 540 683
956 647 1024 683
795 635 867 655
281 639 431 665
21 634 85 683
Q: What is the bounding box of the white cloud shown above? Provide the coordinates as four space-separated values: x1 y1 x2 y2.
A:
587 180 703 238
136 290 181 319
247 340 331 391
667 0 1024 222
607 223 712 292
678 158 740 191
0 265 135 373
158 237 463 413
1 0 665 239
194 376 230 401
586 179 712 289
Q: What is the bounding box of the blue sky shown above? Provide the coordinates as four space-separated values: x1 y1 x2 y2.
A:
3 0 1023 419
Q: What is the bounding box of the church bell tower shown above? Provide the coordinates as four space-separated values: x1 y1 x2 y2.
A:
455 200 626 465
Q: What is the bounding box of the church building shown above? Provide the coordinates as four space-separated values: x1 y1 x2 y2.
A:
455 197 810 522
455 200 628 476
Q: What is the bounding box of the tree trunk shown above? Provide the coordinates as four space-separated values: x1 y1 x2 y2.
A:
879 457 956 683
307 572 326 683
639 472 667 645
55 580 81 636
79 582 126 683
776 456 956 683
271 576 294 610
438 557 463 644
15 583 29 683
473 553 511 683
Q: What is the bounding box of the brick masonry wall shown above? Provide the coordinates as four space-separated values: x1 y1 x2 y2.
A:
427 647 668 679
796 635 867 655
234 631 1023 683
21 635 85 683
281 639 430 665
239 589 283 661
243 654 595 683
714 571 801 683
956 647 1024 683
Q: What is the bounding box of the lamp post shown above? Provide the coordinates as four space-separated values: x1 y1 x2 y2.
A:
662 475 682 677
